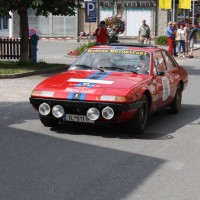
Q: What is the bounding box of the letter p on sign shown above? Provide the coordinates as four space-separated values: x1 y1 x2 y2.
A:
85 2 96 22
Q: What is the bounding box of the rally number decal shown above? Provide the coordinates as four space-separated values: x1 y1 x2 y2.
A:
162 77 170 101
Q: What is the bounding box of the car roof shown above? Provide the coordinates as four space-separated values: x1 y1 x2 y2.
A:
89 43 164 53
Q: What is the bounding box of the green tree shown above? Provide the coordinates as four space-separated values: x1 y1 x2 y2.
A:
0 0 83 62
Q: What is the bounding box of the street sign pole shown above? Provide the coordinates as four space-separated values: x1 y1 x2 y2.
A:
85 1 97 43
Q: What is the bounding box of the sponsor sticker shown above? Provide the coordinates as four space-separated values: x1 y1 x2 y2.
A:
87 49 148 55
68 78 113 84
162 77 170 101
65 88 96 94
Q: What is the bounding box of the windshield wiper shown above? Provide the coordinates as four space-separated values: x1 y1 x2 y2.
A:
75 65 104 72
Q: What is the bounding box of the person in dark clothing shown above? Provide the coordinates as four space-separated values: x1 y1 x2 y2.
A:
172 22 178 56
186 22 198 58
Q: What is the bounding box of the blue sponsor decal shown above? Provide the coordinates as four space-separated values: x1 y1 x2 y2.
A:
67 72 111 100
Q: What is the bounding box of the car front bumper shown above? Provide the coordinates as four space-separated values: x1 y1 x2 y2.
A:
30 97 142 123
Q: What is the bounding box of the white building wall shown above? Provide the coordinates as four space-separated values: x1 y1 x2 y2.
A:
127 9 151 36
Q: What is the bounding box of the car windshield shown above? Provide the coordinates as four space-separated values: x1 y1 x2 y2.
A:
69 49 151 74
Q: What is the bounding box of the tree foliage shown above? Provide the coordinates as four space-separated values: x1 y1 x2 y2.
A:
0 0 83 62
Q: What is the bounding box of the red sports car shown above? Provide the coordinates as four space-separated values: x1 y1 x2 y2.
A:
29 43 188 134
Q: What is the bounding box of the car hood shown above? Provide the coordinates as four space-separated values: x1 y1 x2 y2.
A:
34 70 149 99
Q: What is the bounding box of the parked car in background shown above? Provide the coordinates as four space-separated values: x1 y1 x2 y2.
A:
29 43 188 134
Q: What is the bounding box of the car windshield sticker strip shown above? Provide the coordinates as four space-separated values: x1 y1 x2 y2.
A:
67 72 111 100
88 49 147 55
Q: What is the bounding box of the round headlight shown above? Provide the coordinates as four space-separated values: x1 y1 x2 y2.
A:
39 103 51 116
87 107 100 121
102 106 114 120
52 105 65 118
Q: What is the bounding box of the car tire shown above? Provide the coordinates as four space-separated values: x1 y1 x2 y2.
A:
127 95 149 134
39 114 59 127
170 84 182 114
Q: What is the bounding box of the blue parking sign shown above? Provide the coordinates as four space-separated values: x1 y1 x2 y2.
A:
85 2 96 23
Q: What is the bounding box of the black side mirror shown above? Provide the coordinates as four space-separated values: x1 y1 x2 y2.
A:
157 71 165 76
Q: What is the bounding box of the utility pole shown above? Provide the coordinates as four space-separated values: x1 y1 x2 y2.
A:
192 0 195 26
172 0 175 22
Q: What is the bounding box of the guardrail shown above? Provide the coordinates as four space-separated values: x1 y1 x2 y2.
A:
0 38 32 60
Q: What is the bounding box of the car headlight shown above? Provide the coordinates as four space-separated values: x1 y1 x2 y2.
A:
39 103 51 116
52 105 65 118
100 95 128 102
102 106 114 120
87 107 100 121
31 90 54 97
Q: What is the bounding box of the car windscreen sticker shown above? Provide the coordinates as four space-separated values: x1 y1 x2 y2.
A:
67 72 112 100
87 49 109 53
87 49 148 55
162 77 170 101
110 50 147 55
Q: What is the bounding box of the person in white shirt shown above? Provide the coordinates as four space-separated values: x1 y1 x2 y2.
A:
176 23 187 58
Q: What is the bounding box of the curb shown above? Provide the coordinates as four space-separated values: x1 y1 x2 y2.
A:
0 66 69 79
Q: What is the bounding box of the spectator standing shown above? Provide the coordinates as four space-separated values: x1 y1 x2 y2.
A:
184 21 189 55
172 22 178 56
138 19 151 44
176 23 187 57
186 22 198 58
166 21 176 56
95 21 109 45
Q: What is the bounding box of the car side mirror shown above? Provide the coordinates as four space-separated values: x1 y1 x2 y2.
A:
157 71 165 76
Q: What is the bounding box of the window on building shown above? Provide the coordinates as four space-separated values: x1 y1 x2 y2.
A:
0 17 8 30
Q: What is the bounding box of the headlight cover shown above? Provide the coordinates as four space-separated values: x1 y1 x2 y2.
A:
100 95 128 102
31 90 54 97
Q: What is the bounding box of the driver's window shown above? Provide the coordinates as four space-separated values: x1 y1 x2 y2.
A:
153 51 167 73
162 51 177 69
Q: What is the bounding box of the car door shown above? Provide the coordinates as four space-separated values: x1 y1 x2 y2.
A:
161 50 180 98
151 50 175 110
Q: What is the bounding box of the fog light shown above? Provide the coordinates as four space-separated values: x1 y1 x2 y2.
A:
87 107 100 121
39 103 51 116
52 105 65 118
102 106 114 120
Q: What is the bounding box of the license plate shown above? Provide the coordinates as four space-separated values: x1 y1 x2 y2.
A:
63 114 94 123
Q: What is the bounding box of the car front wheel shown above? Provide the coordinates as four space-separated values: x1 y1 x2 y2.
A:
127 95 149 134
170 84 182 114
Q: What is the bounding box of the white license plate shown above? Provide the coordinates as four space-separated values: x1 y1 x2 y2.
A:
63 114 94 123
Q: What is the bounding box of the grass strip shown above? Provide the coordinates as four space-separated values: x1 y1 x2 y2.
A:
0 61 66 75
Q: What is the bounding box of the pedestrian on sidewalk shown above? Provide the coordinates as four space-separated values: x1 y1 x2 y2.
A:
138 19 151 44
166 21 176 56
94 21 109 45
186 22 198 58
172 22 178 56
176 23 186 58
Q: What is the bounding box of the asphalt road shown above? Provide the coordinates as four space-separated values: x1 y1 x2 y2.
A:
1 48 200 200
37 39 86 64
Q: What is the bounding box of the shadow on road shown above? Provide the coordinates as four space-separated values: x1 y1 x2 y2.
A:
1 101 200 140
0 102 166 200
